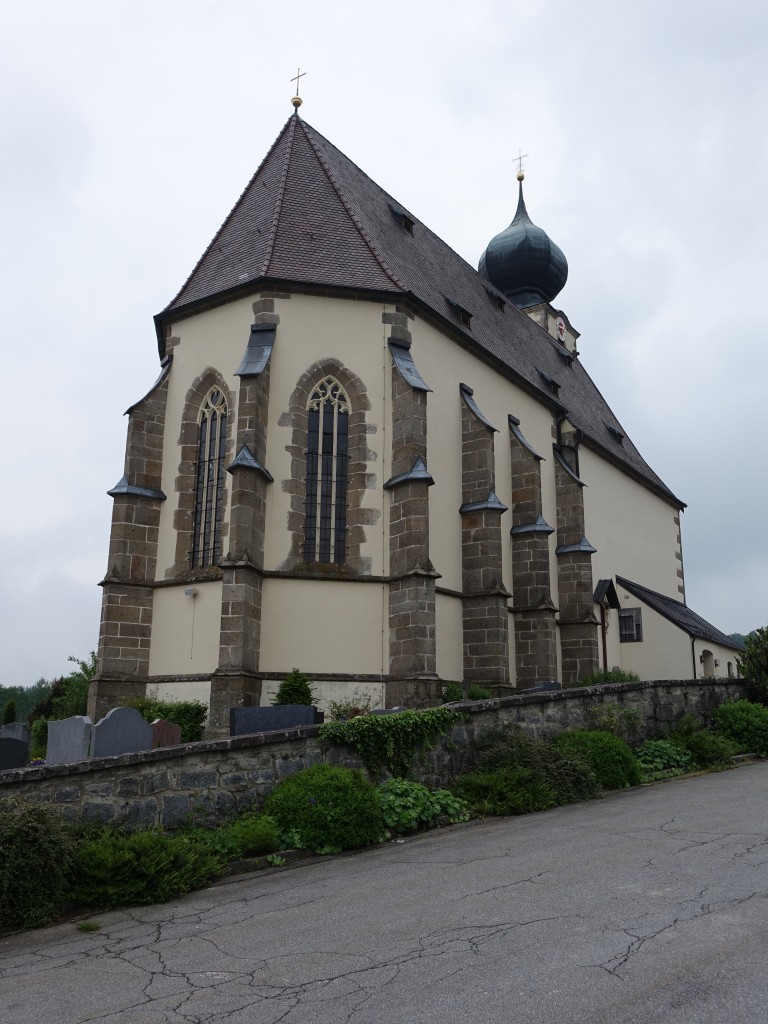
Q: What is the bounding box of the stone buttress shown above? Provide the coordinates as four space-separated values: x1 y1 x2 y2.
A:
508 414 558 686
458 385 511 695
89 359 171 720
383 311 441 706
553 426 599 683
208 303 276 736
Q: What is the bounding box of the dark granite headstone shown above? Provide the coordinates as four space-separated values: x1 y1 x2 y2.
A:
47 716 93 764
0 723 31 744
0 737 30 770
519 680 562 694
151 718 182 748
89 707 153 758
230 705 321 737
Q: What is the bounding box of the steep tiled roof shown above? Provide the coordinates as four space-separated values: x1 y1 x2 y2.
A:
162 114 682 506
616 576 745 651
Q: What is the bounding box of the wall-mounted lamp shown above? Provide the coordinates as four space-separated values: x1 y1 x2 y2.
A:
715 659 720 668
699 654 704 663
184 587 198 598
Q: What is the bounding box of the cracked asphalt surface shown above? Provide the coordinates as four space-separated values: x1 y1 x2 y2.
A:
2 762 767 1024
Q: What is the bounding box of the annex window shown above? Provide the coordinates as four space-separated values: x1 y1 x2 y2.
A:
191 388 228 567
619 607 643 643
304 377 350 564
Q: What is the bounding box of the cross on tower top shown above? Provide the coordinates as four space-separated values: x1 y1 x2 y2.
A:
515 149 529 182
291 67 306 110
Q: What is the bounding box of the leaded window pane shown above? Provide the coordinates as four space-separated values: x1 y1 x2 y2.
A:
304 377 350 564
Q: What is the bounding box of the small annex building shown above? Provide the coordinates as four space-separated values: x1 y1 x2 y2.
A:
89 103 743 734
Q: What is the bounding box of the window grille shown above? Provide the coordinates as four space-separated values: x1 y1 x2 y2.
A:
191 389 228 567
304 377 350 564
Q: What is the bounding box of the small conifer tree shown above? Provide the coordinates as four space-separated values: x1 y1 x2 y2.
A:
272 668 316 706
2 699 17 725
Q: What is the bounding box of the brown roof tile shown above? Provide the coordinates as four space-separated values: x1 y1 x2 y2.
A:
161 114 683 507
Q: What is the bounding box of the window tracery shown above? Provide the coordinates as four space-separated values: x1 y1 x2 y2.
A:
304 377 349 564
191 388 228 567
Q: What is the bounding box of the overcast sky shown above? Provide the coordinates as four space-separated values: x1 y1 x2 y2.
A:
2 0 765 686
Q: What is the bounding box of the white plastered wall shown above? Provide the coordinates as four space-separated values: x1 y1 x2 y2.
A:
148 581 223 675
259 577 387 677
581 446 682 599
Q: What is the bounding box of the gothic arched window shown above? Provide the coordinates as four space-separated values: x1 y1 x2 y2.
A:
304 377 349 564
191 388 228 567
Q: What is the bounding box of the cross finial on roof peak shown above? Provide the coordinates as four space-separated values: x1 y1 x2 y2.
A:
515 149 529 182
291 67 306 111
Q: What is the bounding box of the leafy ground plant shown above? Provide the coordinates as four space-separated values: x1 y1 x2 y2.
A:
178 812 280 861
455 767 557 816
378 778 469 833
263 764 385 854
634 739 697 782
553 729 640 789
580 668 640 686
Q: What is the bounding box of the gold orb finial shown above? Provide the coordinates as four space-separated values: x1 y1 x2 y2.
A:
516 170 525 182
514 149 528 183
292 95 303 109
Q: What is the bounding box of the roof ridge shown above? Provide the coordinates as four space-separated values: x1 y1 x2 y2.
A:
163 118 295 312
260 115 298 277
297 120 406 291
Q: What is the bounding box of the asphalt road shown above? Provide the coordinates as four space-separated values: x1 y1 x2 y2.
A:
2 762 768 1024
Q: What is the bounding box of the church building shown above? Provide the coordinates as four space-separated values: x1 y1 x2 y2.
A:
89 100 743 735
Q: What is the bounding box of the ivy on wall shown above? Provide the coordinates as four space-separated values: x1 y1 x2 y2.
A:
319 707 464 777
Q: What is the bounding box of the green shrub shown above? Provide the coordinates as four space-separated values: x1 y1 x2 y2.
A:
455 768 557 816
553 729 640 789
128 698 208 743
442 683 463 703
69 829 222 910
320 707 464 777
739 626 768 703
2 700 17 725
179 812 281 861
467 684 492 700
327 689 376 721
634 739 697 782
272 668 316 707
674 730 739 768
378 779 469 833
263 764 385 854
29 718 48 760
474 727 600 805
0 806 79 931
712 700 768 756
585 702 641 743
580 668 640 686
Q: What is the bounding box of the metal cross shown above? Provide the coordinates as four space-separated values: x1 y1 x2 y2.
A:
291 67 306 97
514 149 529 174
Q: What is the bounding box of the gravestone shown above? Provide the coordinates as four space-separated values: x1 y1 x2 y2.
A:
230 705 322 737
151 718 182 748
89 707 153 759
47 716 93 765
369 706 407 715
0 723 31 744
0 737 30 770
519 680 562 695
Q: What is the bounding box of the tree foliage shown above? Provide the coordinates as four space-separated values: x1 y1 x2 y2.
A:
738 626 768 703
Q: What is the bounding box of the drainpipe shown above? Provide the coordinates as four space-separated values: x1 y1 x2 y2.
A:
690 635 697 679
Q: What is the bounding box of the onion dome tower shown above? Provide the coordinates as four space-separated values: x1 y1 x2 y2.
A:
479 170 568 308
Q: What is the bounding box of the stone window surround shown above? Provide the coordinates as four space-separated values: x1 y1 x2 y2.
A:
168 368 235 579
281 358 374 575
